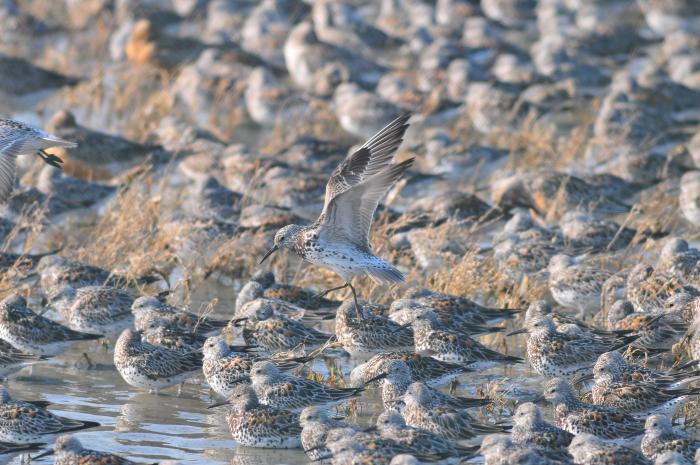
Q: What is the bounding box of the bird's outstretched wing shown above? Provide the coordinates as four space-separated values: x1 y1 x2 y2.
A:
318 113 412 248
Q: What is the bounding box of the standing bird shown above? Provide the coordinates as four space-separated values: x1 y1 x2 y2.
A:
0 118 76 202
259 113 413 316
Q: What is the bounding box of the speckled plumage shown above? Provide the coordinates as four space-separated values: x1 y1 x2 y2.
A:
114 329 201 393
0 293 101 355
350 351 471 388
37 255 140 290
590 357 699 416
411 310 522 368
42 434 139 465
524 315 637 378
401 382 507 440
0 386 98 444
224 384 301 448
626 264 696 313
543 378 645 439
335 300 413 355
260 113 412 311
548 254 612 318
250 361 362 412
511 402 573 460
642 415 700 462
234 302 331 353
607 300 686 352
568 433 651 465
131 296 227 335
376 410 478 458
48 285 135 334
300 406 359 461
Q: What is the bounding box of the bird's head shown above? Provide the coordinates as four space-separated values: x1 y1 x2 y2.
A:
260 224 304 264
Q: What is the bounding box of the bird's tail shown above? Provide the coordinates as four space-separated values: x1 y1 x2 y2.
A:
365 261 405 284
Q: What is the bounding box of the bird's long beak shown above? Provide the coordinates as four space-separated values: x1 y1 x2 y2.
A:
571 372 594 384
364 372 388 385
505 327 528 336
259 245 279 264
32 449 55 459
229 317 248 327
208 399 232 409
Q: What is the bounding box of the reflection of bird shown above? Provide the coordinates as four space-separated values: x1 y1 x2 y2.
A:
33 434 142 464
0 118 76 202
260 113 412 316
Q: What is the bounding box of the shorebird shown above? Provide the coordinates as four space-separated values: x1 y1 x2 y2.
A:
541 378 645 440
213 384 302 449
511 402 573 461
642 414 700 462
33 434 145 464
259 113 413 318
113 328 201 394
0 118 76 202
0 386 99 443
569 433 651 465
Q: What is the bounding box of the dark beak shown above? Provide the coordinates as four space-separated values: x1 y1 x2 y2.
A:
363 425 377 433
32 449 55 459
532 394 546 404
364 372 388 385
207 399 231 409
572 372 594 385
230 317 248 327
259 245 279 264
505 327 528 336
392 322 412 334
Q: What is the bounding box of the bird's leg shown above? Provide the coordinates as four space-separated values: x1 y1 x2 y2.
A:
347 282 364 321
314 283 349 299
37 150 64 168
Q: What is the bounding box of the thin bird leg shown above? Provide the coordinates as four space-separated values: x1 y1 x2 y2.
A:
314 283 349 299
347 282 364 321
37 150 64 168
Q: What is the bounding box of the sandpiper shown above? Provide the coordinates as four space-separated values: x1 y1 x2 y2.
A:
547 254 612 318
656 238 700 283
215 384 301 449
114 328 201 394
231 302 331 354
376 359 490 413
569 433 651 465
259 113 412 317
516 315 638 378
588 357 700 417
335 300 414 356
511 402 573 461
249 361 364 412
33 434 142 464
654 451 692 465
202 335 297 398
411 310 522 368
300 406 359 461
642 415 700 462
0 118 76 202
236 270 341 314
574 351 700 390
479 434 559 465
401 382 507 440
350 351 472 388
131 296 227 335
542 378 645 439
0 386 99 443
0 338 45 377
47 285 135 334
38 255 154 290
376 410 478 459
0 293 101 355
607 300 686 352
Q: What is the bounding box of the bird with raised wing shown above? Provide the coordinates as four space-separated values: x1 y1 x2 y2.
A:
260 113 413 317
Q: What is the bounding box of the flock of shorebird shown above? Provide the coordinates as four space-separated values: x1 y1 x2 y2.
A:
2 87 700 465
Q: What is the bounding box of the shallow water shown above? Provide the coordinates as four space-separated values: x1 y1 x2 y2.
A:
2 278 542 465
